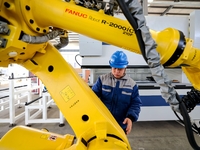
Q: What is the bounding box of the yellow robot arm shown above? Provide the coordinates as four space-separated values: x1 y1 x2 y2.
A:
0 0 199 150
0 0 199 88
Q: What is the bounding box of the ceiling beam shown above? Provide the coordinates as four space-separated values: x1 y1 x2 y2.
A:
149 6 200 9
161 5 174 16
148 12 190 15
149 1 200 7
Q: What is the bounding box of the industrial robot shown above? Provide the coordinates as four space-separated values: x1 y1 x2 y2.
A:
0 0 199 149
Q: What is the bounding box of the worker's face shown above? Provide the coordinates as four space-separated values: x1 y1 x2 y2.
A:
111 68 126 79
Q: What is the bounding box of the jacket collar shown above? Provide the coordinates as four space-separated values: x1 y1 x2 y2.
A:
109 72 129 80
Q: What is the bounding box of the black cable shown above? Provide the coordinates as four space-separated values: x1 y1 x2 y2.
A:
75 54 83 67
174 111 199 135
176 93 200 150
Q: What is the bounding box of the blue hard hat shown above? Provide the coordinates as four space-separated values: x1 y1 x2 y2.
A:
109 51 129 68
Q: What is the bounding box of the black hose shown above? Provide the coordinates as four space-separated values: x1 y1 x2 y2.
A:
115 0 147 62
176 93 200 150
174 111 199 135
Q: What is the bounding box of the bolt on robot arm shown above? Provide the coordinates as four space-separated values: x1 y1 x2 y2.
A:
0 0 200 149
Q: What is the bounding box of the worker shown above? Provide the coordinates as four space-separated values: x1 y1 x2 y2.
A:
92 50 142 135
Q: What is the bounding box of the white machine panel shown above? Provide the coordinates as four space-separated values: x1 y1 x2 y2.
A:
138 88 200 121
79 34 102 56
190 10 200 49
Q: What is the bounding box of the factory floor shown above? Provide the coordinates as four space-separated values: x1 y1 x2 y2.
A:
0 102 200 150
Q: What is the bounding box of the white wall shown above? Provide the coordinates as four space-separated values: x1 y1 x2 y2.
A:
81 45 146 66
190 10 200 49
8 64 29 78
145 15 189 37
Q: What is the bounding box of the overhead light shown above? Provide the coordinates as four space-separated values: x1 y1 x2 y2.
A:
147 0 153 6
148 0 154 3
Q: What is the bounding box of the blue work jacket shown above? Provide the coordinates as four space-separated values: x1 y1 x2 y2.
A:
92 73 142 130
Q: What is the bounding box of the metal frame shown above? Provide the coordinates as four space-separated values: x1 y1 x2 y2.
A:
0 78 41 126
25 92 65 126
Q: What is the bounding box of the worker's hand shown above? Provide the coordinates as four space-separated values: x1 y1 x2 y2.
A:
123 118 132 135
